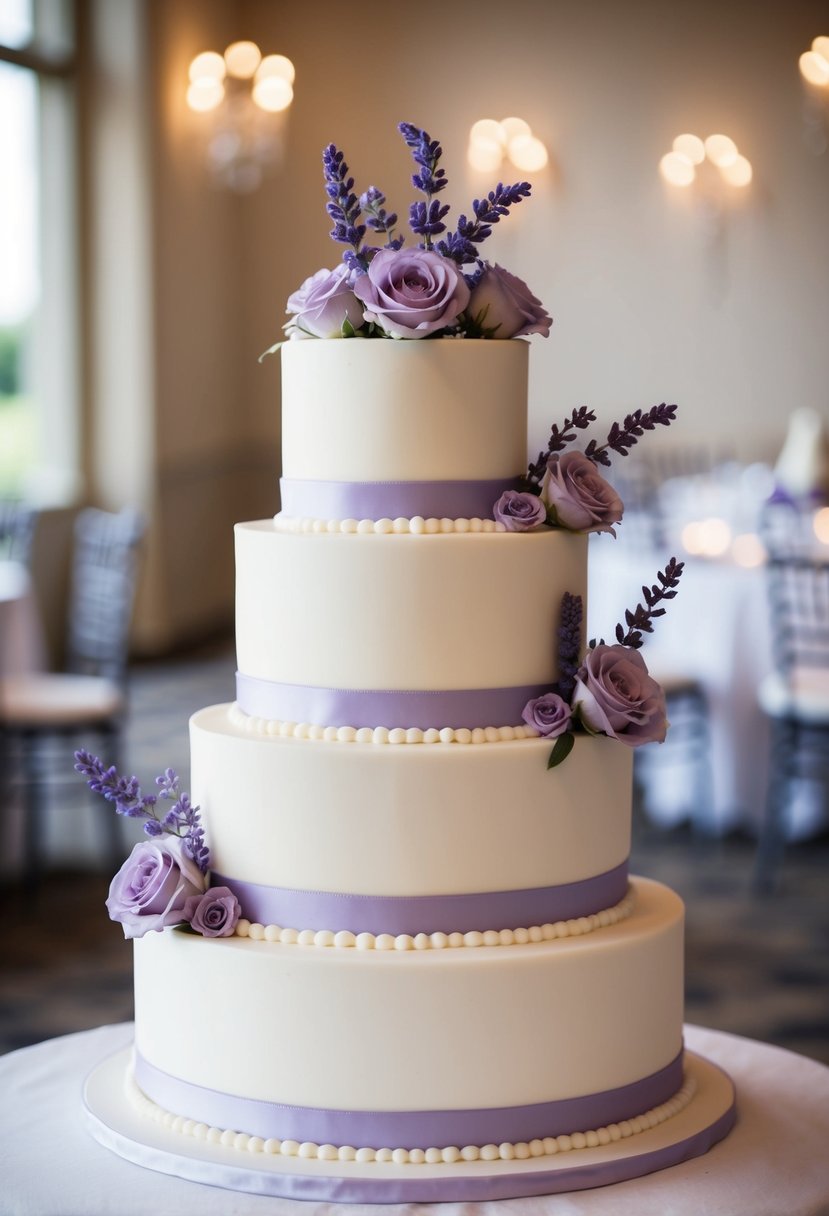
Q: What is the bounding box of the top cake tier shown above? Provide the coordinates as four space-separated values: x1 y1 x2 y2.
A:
279 339 528 522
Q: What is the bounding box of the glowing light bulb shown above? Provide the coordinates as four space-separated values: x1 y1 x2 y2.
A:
256 54 295 85
672 133 705 164
720 154 753 187
468 140 504 172
814 507 829 545
252 76 293 112
800 50 829 86
732 533 766 568
705 134 738 167
188 51 225 83
508 134 548 172
186 78 225 112
500 116 531 143
224 40 261 78
812 36 829 61
470 119 505 149
659 151 695 187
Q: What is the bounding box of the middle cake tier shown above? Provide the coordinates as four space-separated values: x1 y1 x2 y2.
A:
192 704 633 936
235 521 587 730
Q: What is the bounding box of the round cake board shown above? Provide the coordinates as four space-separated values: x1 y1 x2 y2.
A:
83 1047 736 1203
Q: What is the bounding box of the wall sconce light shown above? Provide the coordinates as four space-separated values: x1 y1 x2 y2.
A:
468 118 548 173
659 132 752 191
186 41 295 192
799 36 829 87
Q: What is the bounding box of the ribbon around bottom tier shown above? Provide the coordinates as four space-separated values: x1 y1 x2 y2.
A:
132 1049 685 1151
235 673 552 731
208 862 630 936
278 476 519 522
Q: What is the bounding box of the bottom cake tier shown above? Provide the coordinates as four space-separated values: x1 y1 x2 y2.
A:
132 878 686 1156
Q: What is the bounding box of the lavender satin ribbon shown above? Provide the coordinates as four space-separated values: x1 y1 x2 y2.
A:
209 863 629 936
279 476 518 521
133 1049 684 1151
236 672 551 731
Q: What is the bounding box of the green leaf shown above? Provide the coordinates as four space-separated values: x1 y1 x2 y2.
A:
547 731 575 769
341 317 357 338
258 340 284 363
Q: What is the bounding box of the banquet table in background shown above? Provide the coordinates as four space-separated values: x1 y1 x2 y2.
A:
1 1022 828 1215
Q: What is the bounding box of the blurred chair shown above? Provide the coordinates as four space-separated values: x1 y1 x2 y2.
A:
0 507 144 890
754 555 829 891
0 499 36 565
633 674 712 832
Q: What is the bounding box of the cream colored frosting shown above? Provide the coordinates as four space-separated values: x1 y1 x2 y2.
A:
227 702 538 742
191 704 633 898
235 523 587 692
134 878 683 1113
281 338 528 483
126 1062 696 1164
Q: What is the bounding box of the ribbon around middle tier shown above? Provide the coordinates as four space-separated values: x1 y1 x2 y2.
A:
279 476 519 521
235 673 552 731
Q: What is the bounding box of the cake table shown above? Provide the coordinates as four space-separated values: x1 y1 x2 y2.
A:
1 1022 827 1215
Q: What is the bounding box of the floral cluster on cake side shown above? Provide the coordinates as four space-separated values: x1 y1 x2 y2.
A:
73 754 241 940
267 121 552 346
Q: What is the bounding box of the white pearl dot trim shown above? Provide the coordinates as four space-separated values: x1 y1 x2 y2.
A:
232 891 635 950
126 1067 697 1166
229 703 537 744
274 514 508 536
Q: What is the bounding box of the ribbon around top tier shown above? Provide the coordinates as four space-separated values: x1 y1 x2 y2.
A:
279 476 519 521
209 863 629 936
236 673 552 731
132 1049 685 1151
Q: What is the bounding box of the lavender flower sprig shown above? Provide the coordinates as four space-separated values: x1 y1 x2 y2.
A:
360 186 403 250
525 407 597 489
557 592 584 701
590 557 685 651
73 751 209 873
584 404 678 468
323 144 369 273
398 123 449 248
437 182 533 268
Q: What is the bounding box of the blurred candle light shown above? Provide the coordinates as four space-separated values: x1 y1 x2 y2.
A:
468 139 505 172
252 75 293 112
188 51 226 83
800 49 829 86
720 154 753 187
186 77 225 112
224 40 261 78
508 134 549 171
698 517 732 556
681 522 705 555
814 507 829 545
673 133 705 164
732 533 766 568
468 117 548 174
470 118 505 149
500 116 532 143
660 151 695 187
256 54 295 85
813 35 829 61
704 134 738 167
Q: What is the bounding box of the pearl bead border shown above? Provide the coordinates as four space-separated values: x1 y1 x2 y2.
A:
274 514 508 535
229 703 539 745
125 1066 696 1166
232 891 635 951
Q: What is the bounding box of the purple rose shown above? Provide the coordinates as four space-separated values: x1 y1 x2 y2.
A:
285 265 364 339
106 837 205 939
493 489 547 531
544 452 624 535
522 692 573 738
572 644 667 748
183 886 241 938
468 263 552 338
352 248 470 338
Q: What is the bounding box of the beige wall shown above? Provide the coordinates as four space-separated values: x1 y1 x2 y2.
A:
88 0 829 651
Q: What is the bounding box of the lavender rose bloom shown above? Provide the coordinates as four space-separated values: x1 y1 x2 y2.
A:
522 692 573 738
106 837 205 939
544 452 624 535
494 489 547 531
183 886 241 938
353 248 470 338
468 263 552 338
285 265 364 339
572 644 667 748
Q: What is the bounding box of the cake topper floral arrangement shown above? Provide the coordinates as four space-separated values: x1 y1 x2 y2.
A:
73 752 241 940
263 121 552 348
526 558 685 768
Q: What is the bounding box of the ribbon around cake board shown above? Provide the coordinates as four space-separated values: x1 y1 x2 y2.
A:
235 673 553 732
209 862 630 937
132 1048 685 1151
279 476 519 522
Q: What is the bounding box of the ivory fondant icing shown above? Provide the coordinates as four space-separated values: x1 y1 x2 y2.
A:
134 878 683 1116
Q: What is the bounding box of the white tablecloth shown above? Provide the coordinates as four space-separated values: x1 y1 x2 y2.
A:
1 1023 828 1215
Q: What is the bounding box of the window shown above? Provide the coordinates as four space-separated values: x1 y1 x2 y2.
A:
0 0 80 501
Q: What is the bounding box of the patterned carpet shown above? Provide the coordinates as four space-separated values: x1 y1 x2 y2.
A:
1 640 828 1064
